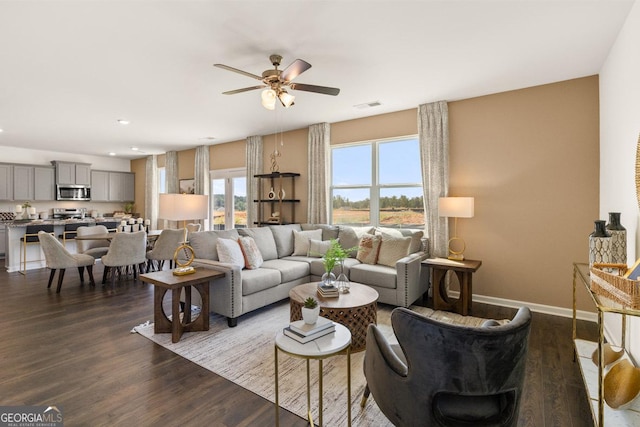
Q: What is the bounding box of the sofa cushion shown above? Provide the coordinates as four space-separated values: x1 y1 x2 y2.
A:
216 238 244 268
301 224 340 241
338 226 375 257
241 268 282 295
350 263 397 289
377 227 425 254
308 239 332 257
238 236 263 269
356 234 382 265
293 229 323 256
261 259 311 283
269 224 302 258
238 227 278 261
377 235 411 267
188 229 240 261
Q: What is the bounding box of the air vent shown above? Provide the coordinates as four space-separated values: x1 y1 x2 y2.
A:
354 101 382 109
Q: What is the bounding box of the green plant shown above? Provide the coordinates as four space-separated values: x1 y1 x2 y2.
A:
322 239 357 273
124 202 134 214
22 201 32 209
303 297 318 309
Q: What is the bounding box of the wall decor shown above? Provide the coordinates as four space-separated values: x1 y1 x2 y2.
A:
179 179 195 194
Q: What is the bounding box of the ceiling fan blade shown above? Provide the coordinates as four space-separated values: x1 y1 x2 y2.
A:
280 59 312 83
222 85 265 95
214 64 263 81
289 83 340 96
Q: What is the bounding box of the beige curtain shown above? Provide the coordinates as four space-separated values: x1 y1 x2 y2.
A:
307 123 330 224
164 151 179 228
246 136 263 228
194 145 210 230
418 101 449 257
144 155 158 230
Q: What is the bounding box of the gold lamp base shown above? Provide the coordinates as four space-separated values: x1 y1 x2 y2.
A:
447 236 466 261
173 243 196 276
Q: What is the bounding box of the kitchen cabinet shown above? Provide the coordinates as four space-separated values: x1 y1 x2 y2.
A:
91 171 110 201
93 170 134 202
53 161 91 185
13 165 34 201
0 164 12 200
34 167 55 201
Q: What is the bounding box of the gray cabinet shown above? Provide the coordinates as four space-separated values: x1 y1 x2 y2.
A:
34 167 55 201
53 161 91 185
13 166 34 201
123 173 135 201
91 171 110 201
0 164 13 201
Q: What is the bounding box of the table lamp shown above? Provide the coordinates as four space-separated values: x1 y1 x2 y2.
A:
438 197 474 261
159 193 209 275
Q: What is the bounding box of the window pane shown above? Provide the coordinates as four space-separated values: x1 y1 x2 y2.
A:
379 187 424 228
379 138 421 185
212 179 225 230
332 188 370 225
332 145 371 185
158 168 166 194
233 177 247 229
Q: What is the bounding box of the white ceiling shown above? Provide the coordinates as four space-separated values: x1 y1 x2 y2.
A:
0 0 634 159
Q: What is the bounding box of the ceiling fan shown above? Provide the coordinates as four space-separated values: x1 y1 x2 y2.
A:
214 54 340 109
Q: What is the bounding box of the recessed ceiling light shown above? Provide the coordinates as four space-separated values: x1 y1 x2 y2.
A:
117 119 130 125
0 128 4 133
108 152 116 156
131 147 139 151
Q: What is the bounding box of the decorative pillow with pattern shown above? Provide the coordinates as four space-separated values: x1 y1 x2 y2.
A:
238 236 264 269
216 238 245 268
292 229 323 256
308 239 333 257
377 235 412 267
356 234 382 265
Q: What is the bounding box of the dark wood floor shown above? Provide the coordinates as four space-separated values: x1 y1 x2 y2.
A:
0 262 597 426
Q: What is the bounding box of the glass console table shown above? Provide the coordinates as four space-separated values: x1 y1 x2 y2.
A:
572 262 640 426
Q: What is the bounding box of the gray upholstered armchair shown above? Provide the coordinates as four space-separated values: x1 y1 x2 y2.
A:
361 306 532 427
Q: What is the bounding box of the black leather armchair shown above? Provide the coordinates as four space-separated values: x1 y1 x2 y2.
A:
361 306 532 426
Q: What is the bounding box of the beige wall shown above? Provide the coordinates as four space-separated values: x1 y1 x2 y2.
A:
132 76 599 311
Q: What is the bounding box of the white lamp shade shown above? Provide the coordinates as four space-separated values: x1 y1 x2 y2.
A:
278 91 295 107
438 197 474 218
261 89 276 110
159 194 209 221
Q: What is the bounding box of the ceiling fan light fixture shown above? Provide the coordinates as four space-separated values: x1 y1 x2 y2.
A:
278 90 295 108
261 89 276 110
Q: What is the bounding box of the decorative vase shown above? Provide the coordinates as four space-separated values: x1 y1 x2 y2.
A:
335 260 350 293
278 188 286 200
267 187 276 200
589 220 611 267
606 212 627 265
301 306 320 324
321 271 336 287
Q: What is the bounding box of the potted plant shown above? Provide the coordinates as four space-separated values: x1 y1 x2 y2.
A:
302 296 320 324
322 239 356 289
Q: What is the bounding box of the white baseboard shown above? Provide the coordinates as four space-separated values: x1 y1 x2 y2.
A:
447 290 597 323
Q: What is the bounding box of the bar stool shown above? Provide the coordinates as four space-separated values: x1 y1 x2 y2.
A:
59 222 89 247
20 224 55 274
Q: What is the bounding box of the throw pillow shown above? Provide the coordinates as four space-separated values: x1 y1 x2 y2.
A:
377 235 412 267
238 236 263 269
308 239 333 257
216 238 245 268
356 234 382 265
293 229 323 256
338 226 376 257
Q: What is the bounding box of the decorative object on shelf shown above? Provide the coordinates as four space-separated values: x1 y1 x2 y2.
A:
124 202 135 214
591 343 624 367
589 220 612 267
302 297 320 324
438 197 475 260
607 212 627 265
603 359 640 410
267 187 276 200
16 201 32 220
278 188 286 200
590 263 640 309
270 148 281 172
335 260 350 293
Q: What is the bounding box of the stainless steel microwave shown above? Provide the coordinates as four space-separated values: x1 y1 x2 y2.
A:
56 185 91 201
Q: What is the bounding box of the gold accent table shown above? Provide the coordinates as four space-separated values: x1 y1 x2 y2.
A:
422 257 482 316
140 269 224 343
274 323 352 427
289 282 378 352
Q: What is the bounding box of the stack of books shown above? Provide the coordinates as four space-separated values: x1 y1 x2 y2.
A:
283 317 336 343
317 283 339 298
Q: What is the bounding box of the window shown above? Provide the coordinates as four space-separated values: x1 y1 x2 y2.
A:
211 168 247 230
331 137 424 228
158 167 166 194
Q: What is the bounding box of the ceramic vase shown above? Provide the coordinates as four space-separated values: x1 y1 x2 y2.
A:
589 220 611 267
301 306 320 324
606 212 627 265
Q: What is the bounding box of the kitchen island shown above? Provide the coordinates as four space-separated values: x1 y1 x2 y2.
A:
4 218 123 273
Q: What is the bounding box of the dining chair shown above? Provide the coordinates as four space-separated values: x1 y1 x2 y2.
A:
38 231 96 293
146 228 186 271
76 225 110 259
101 231 147 286
20 224 55 274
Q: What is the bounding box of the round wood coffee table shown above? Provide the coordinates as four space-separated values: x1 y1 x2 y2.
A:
289 282 379 352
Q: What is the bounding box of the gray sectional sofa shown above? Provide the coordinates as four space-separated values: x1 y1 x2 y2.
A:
188 224 429 326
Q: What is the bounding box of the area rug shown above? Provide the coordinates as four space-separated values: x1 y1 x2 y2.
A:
133 302 500 426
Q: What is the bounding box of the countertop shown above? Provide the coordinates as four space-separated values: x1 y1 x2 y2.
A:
5 218 123 228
